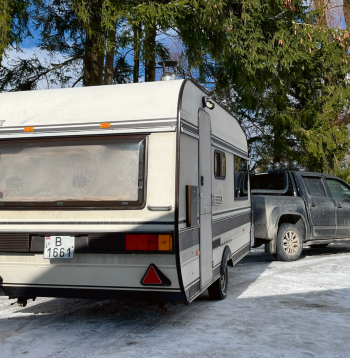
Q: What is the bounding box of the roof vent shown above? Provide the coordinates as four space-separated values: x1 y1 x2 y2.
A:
159 61 178 81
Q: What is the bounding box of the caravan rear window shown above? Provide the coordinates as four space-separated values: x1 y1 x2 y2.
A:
0 135 146 208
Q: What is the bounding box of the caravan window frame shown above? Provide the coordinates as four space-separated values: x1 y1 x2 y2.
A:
0 134 148 210
214 150 226 180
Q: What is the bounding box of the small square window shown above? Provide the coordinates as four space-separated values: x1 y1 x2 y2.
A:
214 150 226 179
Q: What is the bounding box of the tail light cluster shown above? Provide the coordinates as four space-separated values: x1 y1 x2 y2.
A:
125 234 173 252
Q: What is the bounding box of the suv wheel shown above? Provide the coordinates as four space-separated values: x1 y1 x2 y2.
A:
276 223 303 261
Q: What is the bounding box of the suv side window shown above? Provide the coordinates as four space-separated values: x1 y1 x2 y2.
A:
304 177 327 197
326 178 350 199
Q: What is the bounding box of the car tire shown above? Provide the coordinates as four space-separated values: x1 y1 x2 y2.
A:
276 223 303 262
309 244 328 248
208 261 228 300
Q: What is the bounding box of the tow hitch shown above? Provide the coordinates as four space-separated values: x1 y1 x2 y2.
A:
10 297 36 307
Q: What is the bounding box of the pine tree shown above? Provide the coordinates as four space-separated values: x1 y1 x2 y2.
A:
0 0 30 64
177 0 350 173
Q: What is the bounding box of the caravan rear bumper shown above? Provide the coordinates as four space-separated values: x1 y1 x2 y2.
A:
1 284 184 303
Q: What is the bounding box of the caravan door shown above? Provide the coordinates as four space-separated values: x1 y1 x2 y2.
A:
198 109 213 288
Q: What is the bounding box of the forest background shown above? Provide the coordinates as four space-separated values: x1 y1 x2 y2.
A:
1 0 350 178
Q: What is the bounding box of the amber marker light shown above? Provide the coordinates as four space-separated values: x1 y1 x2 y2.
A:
158 235 173 251
100 122 111 129
24 127 34 132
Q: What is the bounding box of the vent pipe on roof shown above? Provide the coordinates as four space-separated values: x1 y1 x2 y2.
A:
158 61 178 81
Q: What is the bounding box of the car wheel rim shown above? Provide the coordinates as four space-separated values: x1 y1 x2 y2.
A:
220 269 227 292
282 231 300 255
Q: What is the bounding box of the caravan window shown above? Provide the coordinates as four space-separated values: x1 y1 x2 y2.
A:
0 135 146 208
234 157 248 199
214 150 226 179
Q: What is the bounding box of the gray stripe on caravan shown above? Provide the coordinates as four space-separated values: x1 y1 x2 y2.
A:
212 206 251 217
0 221 175 225
0 120 177 134
212 238 220 249
179 213 251 251
231 244 250 264
179 227 200 251
211 135 248 159
212 212 251 238
0 118 177 130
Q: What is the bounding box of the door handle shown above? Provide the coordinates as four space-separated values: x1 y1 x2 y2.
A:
311 203 316 207
338 203 343 208
201 175 204 186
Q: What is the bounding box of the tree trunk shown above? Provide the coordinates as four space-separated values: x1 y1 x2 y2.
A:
82 8 105 87
313 0 328 27
83 35 104 86
133 24 140 83
144 24 156 82
104 24 116 85
344 0 350 28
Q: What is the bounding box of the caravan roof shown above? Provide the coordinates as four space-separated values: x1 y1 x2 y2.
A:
0 80 184 127
0 80 248 155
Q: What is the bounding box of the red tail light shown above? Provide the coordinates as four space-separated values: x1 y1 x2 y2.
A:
125 234 159 251
125 235 172 252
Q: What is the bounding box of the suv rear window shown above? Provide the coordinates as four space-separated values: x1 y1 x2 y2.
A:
251 172 286 191
250 172 294 196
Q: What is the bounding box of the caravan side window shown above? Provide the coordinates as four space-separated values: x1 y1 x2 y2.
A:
234 156 248 199
214 150 226 179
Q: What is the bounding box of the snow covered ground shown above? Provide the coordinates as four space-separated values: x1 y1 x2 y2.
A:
1 243 350 358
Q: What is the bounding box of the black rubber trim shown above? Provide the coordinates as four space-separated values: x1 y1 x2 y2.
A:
185 280 201 301
2 282 179 291
22 233 175 254
1 286 183 302
175 80 189 304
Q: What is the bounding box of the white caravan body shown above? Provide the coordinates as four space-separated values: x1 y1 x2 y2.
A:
0 80 251 304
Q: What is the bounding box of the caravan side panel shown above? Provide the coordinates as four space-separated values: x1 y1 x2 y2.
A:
178 81 251 302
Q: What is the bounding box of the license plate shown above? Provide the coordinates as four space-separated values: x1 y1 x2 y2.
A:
44 236 75 259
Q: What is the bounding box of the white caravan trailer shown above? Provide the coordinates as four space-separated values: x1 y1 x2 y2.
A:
0 80 251 306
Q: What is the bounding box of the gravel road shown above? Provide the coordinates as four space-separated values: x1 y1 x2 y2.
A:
1 243 350 358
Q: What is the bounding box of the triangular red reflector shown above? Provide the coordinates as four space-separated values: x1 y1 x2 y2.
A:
142 265 162 285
